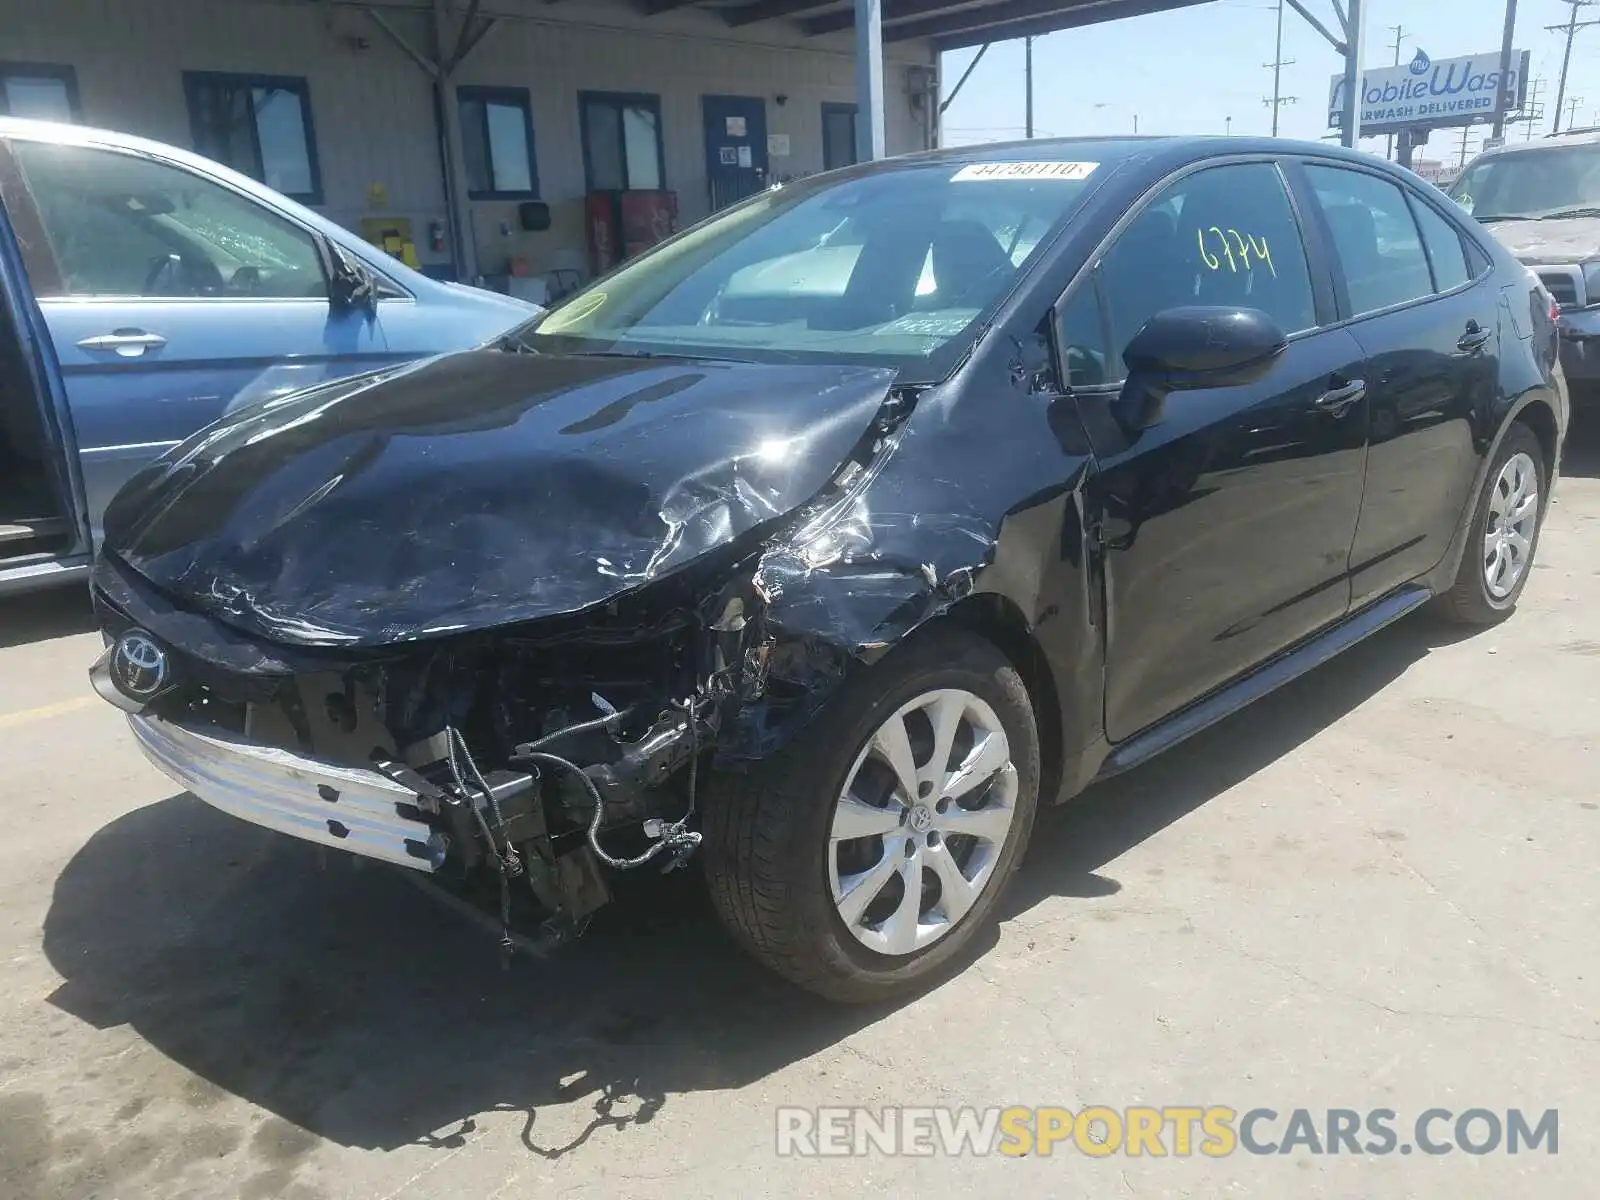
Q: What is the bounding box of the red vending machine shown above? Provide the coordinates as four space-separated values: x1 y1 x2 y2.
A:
584 191 621 277
585 190 679 277
619 190 679 260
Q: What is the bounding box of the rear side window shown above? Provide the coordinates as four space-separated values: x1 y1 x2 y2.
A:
1304 165 1433 317
1411 196 1471 291
1098 161 1316 357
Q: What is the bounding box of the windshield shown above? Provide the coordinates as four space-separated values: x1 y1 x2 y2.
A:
510 160 1104 377
1450 143 1600 220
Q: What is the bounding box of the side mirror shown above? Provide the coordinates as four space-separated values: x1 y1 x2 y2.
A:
323 238 378 317
1118 306 1286 430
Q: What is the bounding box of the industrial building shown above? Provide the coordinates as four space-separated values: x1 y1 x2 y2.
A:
0 0 956 297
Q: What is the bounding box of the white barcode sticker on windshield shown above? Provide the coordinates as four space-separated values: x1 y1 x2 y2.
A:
951 161 1098 182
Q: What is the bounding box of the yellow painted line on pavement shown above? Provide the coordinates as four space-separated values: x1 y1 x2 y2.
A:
0 695 99 729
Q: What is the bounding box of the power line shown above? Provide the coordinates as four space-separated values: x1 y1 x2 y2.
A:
1548 0 1600 134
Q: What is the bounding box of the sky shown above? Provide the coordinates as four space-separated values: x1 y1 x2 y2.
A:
939 0 1600 164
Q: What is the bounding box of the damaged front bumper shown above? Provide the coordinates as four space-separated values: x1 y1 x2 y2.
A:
126 710 449 872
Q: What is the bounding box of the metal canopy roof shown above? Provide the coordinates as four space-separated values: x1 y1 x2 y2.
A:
650 0 1216 52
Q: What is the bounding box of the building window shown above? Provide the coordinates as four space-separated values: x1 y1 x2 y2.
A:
183 71 322 204
458 86 538 199
822 102 857 171
0 63 79 122
580 92 664 191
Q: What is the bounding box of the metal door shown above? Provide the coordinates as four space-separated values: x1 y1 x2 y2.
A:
702 95 768 212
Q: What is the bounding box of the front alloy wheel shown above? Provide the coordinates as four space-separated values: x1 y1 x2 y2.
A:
702 628 1040 1002
829 689 1019 956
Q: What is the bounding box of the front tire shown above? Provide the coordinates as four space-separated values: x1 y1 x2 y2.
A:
1436 422 1547 625
702 627 1040 1003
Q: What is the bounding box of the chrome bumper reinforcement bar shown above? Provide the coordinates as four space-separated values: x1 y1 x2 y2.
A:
128 713 447 871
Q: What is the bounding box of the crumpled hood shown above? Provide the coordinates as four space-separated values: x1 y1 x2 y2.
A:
102 350 897 646
1487 216 1600 265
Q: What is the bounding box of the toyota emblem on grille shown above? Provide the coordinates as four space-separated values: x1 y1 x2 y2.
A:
112 630 168 698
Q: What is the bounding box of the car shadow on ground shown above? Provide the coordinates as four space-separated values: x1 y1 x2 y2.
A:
0 585 94 650
41 611 1467 1158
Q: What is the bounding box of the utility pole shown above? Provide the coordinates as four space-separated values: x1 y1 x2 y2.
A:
1385 24 1405 159
1549 0 1600 134
1458 126 1477 168
1491 0 1519 140
1564 94 1585 129
1263 0 1297 136
1024 36 1033 138
1509 75 1547 139
1339 0 1365 148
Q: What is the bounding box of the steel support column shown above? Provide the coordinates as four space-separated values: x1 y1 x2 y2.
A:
854 0 887 160
1338 0 1363 147
1491 0 1519 139
365 0 494 282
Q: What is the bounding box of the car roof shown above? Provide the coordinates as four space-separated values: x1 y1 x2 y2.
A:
0 115 296 192
1473 127 1600 158
0 115 438 285
879 134 1389 172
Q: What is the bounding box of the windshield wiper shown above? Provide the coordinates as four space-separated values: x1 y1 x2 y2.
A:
575 348 704 361
1534 206 1600 220
1475 214 1536 222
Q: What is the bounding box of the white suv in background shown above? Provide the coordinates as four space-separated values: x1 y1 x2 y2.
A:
1452 129 1600 402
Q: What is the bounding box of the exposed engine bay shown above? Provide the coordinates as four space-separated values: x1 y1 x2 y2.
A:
96 564 770 955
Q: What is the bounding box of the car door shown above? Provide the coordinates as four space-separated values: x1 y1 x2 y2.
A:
0 178 90 582
1294 160 1498 607
1060 159 1370 743
0 134 391 537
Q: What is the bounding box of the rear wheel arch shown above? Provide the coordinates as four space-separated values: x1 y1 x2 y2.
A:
1511 398 1560 481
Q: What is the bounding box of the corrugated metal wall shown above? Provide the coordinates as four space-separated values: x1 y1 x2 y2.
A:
0 0 935 282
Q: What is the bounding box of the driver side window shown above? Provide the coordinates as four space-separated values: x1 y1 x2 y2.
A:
1099 161 1316 362
13 140 327 300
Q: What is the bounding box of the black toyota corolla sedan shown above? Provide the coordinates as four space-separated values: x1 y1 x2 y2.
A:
90 137 1567 1002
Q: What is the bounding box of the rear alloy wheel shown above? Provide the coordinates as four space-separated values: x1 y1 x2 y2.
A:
1483 450 1540 601
1437 422 1547 625
703 628 1040 1002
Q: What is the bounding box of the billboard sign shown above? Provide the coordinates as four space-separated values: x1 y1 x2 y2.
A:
1411 160 1460 189
1328 49 1530 136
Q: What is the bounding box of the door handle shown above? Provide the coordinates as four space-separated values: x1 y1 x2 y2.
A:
1457 321 1491 353
76 330 168 358
1314 377 1366 417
